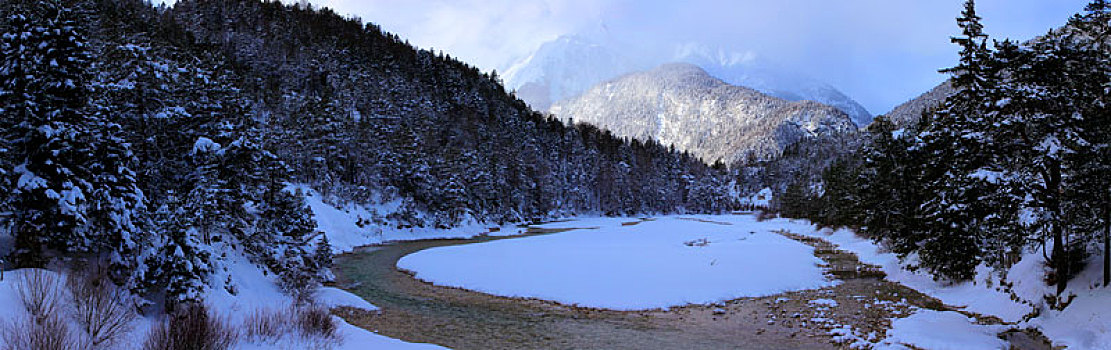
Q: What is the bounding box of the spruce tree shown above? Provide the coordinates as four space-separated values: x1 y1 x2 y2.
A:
313 232 333 282
854 116 926 254
911 0 999 281
0 1 145 277
149 198 213 310
1068 0 1111 288
994 23 1111 296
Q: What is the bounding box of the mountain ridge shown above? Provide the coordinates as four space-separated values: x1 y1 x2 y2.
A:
505 35 873 126
551 63 858 165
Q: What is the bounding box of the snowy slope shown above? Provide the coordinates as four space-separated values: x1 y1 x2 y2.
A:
550 63 858 163
1010 250 1111 350
0 185 464 350
0 267 442 350
298 186 525 254
675 43 873 127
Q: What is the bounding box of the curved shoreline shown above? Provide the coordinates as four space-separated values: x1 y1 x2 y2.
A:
332 222 1049 349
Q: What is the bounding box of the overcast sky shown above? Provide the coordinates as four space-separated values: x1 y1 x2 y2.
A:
160 0 1089 114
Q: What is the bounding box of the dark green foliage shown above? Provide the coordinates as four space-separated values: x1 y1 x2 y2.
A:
313 233 333 279
0 0 146 284
148 196 213 309
812 0 1111 289
815 158 863 228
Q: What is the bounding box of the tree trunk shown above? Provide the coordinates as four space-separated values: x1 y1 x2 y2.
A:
1049 163 1067 296
1054 221 1067 296
1104 205 1110 287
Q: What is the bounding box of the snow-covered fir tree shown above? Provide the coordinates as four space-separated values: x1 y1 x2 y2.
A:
0 1 146 283
147 197 213 311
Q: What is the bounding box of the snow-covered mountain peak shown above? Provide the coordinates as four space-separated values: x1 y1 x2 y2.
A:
672 43 872 127
551 62 857 165
504 35 872 127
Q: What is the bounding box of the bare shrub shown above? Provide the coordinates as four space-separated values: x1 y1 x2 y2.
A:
15 269 65 321
2 311 79 350
142 304 237 350
755 210 776 222
243 307 289 340
242 304 337 345
294 305 337 340
66 266 136 348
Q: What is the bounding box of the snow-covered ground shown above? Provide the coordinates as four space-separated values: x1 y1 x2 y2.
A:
207 251 446 350
880 310 1008 350
300 187 526 254
788 218 1111 350
396 215 835 310
5 186 1109 350
0 186 460 350
1013 250 1111 350
384 212 1110 349
0 267 444 350
791 226 1029 322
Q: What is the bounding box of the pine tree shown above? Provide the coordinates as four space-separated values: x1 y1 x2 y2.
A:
992 22 1111 296
816 158 862 228
313 233 333 281
1 1 145 276
943 0 992 102
910 0 1000 281
854 117 926 254
1068 0 1111 288
148 197 212 310
255 184 318 298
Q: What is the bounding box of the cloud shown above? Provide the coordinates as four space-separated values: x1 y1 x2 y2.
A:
310 0 623 69
155 0 1090 114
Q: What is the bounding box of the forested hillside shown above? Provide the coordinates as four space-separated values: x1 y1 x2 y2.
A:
171 0 736 223
0 0 735 312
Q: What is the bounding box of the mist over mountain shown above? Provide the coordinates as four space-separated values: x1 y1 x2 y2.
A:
674 44 873 127
504 35 872 126
502 35 645 112
551 63 858 165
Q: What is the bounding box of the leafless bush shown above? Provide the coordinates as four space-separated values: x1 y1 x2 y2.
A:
243 307 289 340
15 269 65 321
142 304 237 350
755 210 776 222
66 266 136 348
294 305 336 339
1 312 80 350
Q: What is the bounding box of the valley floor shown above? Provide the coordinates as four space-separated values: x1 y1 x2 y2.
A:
1 188 1105 349
330 214 1076 350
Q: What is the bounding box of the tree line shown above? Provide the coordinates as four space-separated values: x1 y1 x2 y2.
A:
789 0 1111 306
